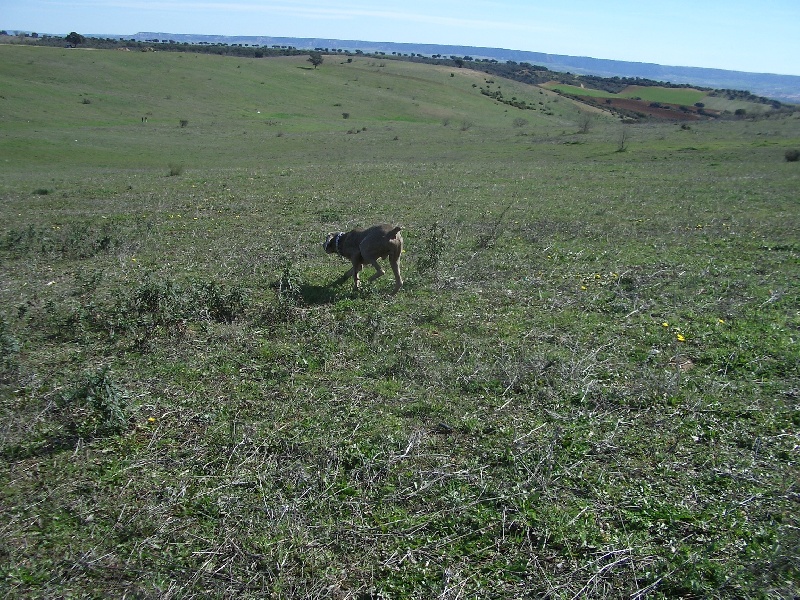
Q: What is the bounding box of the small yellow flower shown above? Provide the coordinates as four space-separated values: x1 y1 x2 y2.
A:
147 417 156 423
676 333 686 342
718 318 725 324
662 322 669 327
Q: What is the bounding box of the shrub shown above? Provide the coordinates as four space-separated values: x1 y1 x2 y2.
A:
785 149 800 162
57 367 129 437
128 275 248 327
168 163 184 176
0 222 116 259
179 119 189 127
0 316 20 382
193 280 248 323
415 222 446 279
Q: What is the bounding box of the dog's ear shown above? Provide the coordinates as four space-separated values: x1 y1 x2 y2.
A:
323 233 335 253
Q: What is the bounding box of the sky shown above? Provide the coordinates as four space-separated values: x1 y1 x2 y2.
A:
3 0 799 76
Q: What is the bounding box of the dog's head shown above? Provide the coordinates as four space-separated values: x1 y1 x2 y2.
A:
323 232 340 255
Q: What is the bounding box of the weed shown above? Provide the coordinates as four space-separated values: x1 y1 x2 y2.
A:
414 221 446 279
786 148 799 162
55 367 129 438
192 279 248 323
0 315 20 382
476 200 514 249
168 163 184 176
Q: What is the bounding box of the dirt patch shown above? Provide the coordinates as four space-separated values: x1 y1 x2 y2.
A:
553 90 721 121
604 98 706 120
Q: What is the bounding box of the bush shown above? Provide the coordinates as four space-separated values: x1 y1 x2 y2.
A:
57 368 129 437
785 149 800 162
0 316 20 382
0 222 116 259
415 222 446 279
193 280 248 323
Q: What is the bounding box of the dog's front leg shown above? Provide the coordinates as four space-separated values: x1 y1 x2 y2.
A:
351 262 363 291
334 266 355 286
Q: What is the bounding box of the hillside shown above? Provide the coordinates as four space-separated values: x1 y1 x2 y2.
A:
0 44 612 169
1 45 799 599
129 32 800 103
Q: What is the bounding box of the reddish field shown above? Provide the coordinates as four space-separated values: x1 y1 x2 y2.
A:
581 96 720 121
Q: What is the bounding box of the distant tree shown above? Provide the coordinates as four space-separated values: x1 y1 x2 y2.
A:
617 126 629 152
578 113 594 134
65 31 85 45
307 51 323 69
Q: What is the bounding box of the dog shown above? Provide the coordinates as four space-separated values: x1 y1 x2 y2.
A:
323 224 403 293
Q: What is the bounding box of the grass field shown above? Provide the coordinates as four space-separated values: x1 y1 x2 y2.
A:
545 83 714 108
1 45 799 599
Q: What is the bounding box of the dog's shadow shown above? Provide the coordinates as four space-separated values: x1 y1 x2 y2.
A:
273 271 390 306
297 281 341 305
295 274 392 305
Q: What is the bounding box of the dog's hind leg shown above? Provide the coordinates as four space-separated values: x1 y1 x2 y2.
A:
367 260 386 283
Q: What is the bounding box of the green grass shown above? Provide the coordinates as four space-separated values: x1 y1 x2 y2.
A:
546 83 710 107
547 83 617 98
1 45 799 599
620 85 708 105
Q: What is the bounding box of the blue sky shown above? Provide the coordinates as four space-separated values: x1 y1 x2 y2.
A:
3 0 799 75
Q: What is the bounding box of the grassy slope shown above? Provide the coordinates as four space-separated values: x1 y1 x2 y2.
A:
0 46 580 170
1 45 799 599
543 82 764 111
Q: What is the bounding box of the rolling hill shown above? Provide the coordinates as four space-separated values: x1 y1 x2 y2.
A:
127 32 800 103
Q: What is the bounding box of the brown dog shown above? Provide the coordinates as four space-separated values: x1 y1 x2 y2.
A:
324 224 403 293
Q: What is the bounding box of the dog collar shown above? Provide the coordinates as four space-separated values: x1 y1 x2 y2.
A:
335 232 343 256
